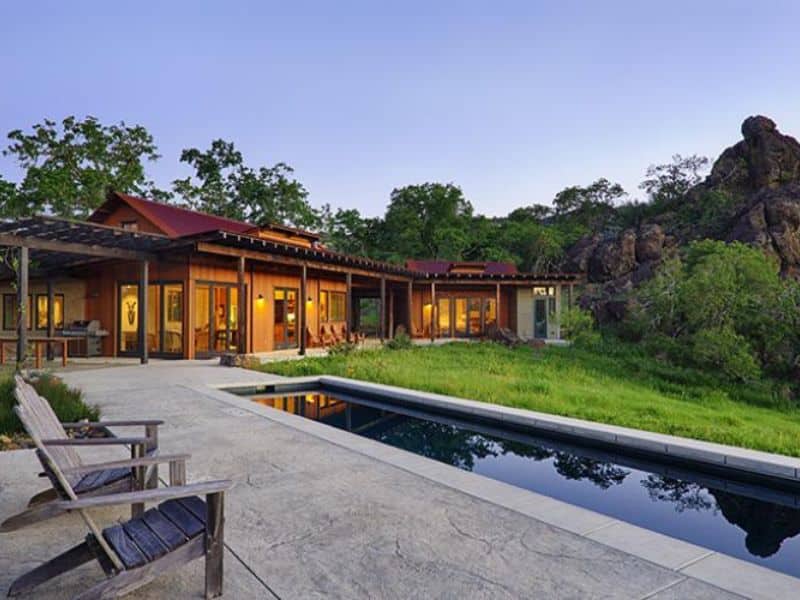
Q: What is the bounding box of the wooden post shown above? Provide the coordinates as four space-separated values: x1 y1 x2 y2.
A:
345 272 352 341
237 256 246 354
138 260 148 365
16 246 28 369
299 264 307 355
46 279 55 361
430 281 436 343
406 280 413 334
388 287 394 339
496 283 501 330
205 491 225 598
379 276 386 341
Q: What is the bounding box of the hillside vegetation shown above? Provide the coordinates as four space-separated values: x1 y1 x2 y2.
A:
254 341 800 457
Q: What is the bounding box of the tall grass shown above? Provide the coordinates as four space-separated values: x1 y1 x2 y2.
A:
255 341 800 457
0 374 99 436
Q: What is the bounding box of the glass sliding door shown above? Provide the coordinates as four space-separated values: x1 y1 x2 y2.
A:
194 284 211 355
484 298 497 332
437 297 451 337
194 282 241 356
163 284 184 354
120 282 184 357
467 298 482 335
274 288 298 349
454 298 468 337
119 284 139 354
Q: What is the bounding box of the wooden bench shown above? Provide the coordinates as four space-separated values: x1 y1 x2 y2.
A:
0 336 69 368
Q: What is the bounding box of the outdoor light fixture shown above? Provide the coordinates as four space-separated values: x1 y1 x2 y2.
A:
255 293 265 308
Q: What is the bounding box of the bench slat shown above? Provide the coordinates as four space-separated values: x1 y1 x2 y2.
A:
158 499 204 538
123 518 169 562
142 508 188 550
103 524 148 569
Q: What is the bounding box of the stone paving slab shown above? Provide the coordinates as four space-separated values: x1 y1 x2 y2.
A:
0 363 776 598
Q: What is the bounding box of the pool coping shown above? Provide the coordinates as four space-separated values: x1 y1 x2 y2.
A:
205 375 800 600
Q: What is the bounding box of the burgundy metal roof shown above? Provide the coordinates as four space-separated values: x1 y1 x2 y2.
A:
405 260 518 275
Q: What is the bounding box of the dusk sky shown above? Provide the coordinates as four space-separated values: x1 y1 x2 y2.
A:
2 1 799 218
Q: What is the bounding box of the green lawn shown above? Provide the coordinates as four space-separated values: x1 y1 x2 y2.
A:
254 341 800 457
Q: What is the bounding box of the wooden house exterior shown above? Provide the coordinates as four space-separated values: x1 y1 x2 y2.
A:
0 193 581 362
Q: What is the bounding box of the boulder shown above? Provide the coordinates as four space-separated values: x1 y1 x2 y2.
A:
587 229 637 282
635 224 665 262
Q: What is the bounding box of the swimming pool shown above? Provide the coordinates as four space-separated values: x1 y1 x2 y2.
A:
231 385 800 578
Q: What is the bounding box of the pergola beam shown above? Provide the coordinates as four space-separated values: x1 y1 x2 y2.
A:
0 233 156 262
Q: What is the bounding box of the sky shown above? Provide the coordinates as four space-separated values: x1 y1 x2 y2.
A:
1 1 800 218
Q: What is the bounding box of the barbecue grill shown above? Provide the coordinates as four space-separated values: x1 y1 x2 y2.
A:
61 320 109 357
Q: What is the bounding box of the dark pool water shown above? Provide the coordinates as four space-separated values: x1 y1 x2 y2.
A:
243 389 800 577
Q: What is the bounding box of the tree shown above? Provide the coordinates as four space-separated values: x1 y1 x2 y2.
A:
639 154 709 207
173 139 317 229
380 183 474 262
2 116 164 218
319 205 379 257
551 178 626 233
629 240 800 380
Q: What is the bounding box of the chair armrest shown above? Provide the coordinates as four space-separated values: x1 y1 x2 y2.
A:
58 480 234 510
60 453 191 476
41 437 154 447
61 419 164 429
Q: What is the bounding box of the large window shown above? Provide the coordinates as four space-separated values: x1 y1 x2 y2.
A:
320 290 346 322
119 282 184 356
35 294 65 330
3 294 32 331
193 282 238 356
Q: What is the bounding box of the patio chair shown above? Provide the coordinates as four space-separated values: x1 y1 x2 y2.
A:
6 399 232 599
306 327 323 348
1 376 169 533
320 325 336 346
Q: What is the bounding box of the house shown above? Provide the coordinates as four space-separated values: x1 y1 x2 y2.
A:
0 192 582 362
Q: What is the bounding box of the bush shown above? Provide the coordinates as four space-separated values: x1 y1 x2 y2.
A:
385 328 413 350
327 341 357 356
690 327 761 382
560 307 600 347
0 374 98 436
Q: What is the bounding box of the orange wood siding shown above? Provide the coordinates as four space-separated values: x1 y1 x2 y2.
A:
95 204 166 235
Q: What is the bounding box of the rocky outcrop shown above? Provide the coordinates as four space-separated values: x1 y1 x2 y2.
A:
564 116 800 320
708 116 800 193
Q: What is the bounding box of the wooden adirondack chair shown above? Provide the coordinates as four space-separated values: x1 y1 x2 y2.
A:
6 398 233 599
320 325 336 346
1 376 167 533
306 327 323 348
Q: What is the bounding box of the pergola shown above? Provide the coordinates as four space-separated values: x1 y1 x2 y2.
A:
0 216 183 365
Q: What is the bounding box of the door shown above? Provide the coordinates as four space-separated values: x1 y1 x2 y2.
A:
274 288 298 349
437 297 451 337
534 297 548 339
119 282 184 357
194 282 240 356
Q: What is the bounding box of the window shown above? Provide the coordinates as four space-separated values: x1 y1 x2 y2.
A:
320 290 345 322
35 294 65 329
329 292 346 321
319 290 329 323
3 294 32 330
121 220 139 231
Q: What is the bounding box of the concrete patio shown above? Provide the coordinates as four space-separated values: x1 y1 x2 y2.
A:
0 362 790 598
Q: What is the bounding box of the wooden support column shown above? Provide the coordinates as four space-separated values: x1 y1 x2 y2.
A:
496 283 501 330
388 288 394 339
379 276 386 341
47 278 55 361
138 260 148 365
430 281 436 343
406 280 413 333
299 264 307 355
345 272 353 341
16 246 28 369
237 256 246 354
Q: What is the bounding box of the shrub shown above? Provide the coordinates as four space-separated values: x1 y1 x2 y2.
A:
385 329 413 350
690 327 762 382
560 307 600 347
0 374 98 436
328 341 357 356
